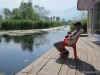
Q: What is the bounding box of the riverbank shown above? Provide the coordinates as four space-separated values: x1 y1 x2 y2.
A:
0 26 67 36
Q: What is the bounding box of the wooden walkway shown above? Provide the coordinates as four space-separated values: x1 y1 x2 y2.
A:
17 37 100 75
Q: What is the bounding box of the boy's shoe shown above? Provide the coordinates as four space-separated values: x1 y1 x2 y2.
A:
63 48 69 56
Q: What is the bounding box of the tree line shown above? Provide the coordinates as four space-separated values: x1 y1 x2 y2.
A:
0 0 67 30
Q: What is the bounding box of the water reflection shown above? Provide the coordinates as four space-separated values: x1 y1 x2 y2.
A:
1 32 49 52
0 37 1 43
34 35 50 47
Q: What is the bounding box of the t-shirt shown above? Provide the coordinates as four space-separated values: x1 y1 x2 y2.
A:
66 27 84 45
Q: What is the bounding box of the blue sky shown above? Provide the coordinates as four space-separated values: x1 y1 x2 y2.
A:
0 0 77 10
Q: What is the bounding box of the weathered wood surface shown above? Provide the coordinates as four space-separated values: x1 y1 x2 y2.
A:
17 37 100 75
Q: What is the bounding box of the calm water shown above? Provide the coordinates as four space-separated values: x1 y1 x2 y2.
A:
0 26 69 75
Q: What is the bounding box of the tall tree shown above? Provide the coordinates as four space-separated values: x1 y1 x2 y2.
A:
3 8 12 19
12 8 22 19
19 0 34 20
26 0 34 20
50 16 52 21
19 1 27 19
53 16 55 20
34 5 40 20
34 5 50 20
0 14 2 23
56 17 60 21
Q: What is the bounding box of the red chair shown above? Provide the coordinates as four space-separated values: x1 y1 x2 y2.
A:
60 36 79 59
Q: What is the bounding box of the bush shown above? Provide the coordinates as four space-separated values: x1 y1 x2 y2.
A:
0 20 63 30
80 19 87 33
70 23 75 30
69 20 87 33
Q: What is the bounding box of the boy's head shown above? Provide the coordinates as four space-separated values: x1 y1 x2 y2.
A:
73 22 81 28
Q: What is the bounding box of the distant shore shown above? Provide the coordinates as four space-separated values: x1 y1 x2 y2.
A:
0 26 68 36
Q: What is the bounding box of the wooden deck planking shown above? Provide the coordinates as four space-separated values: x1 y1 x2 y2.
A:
37 59 55 75
17 37 100 75
40 55 63 75
41 48 56 58
58 47 74 75
92 61 100 75
76 39 87 75
29 48 59 74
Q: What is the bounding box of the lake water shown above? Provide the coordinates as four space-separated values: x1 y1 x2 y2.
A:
0 26 69 75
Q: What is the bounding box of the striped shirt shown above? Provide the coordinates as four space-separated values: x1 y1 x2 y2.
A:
67 27 84 45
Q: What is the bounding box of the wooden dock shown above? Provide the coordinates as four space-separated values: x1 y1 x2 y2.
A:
17 37 100 75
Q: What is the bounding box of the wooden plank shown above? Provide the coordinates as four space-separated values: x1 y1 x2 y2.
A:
58 47 74 75
92 61 100 75
41 55 63 75
51 50 59 59
29 58 50 74
41 48 55 58
58 58 69 75
85 45 98 62
80 37 100 52
47 48 58 59
37 59 55 75
93 48 100 62
85 45 93 62
80 51 87 62
67 58 76 75
28 74 36 75
76 44 87 75
29 48 60 74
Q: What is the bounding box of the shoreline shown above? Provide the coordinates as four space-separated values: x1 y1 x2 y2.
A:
0 26 67 36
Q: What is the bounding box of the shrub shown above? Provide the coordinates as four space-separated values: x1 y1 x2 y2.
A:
69 20 87 33
0 20 63 30
70 23 75 31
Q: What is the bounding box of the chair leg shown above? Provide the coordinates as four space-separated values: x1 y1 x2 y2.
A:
73 45 77 59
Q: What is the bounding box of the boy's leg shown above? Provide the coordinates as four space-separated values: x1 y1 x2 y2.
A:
54 41 69 55
54 41 63 52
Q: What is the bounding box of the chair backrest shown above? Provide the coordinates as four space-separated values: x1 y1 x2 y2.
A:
74 35 80 44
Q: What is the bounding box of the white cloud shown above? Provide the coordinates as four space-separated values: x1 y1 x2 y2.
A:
0 0 77 10
40 0 47 2
40 0 47 7
2 0 22 9
4 0 21 4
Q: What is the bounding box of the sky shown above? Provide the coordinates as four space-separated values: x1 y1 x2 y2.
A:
0 0 77 10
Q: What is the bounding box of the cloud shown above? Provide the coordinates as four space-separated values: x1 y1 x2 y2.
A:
2 0 22 9
40 0 47 2
0 0 77 10
40 0 47 7
4 0 21 4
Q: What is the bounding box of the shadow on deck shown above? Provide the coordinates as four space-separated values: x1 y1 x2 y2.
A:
17 37 100 75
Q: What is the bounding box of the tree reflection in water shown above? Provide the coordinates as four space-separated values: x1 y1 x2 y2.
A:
0 36 1 43
1 32 49 52
34 34 50 47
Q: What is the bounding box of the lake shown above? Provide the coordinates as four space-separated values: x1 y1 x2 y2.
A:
0 26 69 75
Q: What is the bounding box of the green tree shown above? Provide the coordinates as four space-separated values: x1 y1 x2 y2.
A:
19 1 27 19
19 0 34 20
12 8 22 19
34 5 50 20
34 5 40 20
0 14 2 23
56 17 60 21
3 8 12 19
26 0 34 20
53 16 55 20
61 18 67 25
50 16 52 21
